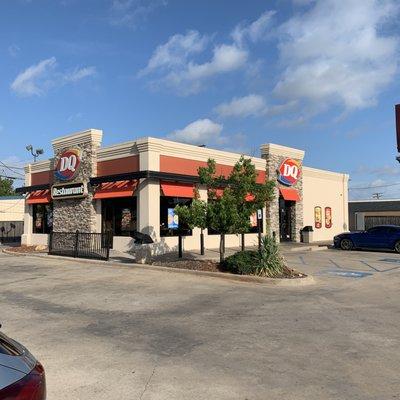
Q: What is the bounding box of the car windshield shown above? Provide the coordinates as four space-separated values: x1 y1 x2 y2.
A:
0 333 22 356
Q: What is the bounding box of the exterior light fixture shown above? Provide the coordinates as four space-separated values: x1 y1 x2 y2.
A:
26 145 44 162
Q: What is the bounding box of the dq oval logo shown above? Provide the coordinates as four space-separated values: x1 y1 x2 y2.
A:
55 149 81 181
277 158 301 186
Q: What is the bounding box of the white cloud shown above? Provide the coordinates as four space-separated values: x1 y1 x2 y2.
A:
140 30 209 75
274 0 400 110
110 0 167 28
167 119 223 145
232 10 275 45
63 66 97 83
141 29 248 94
10 57 96 97
215 94 267 117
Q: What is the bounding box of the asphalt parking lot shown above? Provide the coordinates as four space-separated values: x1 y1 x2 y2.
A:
0 249 399 400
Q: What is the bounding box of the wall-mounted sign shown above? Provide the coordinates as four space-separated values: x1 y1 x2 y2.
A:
168 208 179 229
55 149 81 181
250 213 257 227
52 182 86 200
277 158 301 186
325 207 332 228
314 206 322 229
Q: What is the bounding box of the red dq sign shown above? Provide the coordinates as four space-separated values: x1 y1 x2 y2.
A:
55 149 81 181
277 158 301 186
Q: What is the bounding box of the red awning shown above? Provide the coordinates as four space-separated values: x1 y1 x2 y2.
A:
279 187 301 202
161 182 195 198
245 193 255 201
94 180 137 199
26 190 51 205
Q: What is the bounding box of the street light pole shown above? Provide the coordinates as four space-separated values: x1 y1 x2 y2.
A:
26 145 44 162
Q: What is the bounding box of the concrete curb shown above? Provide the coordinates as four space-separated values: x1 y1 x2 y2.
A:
284 245 329 253
2 248 314 287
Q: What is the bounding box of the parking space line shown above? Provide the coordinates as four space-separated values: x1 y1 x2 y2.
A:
299 255 307 265
360 261 380 272
329 259 341 268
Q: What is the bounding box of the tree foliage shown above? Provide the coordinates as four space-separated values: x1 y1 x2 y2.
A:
175 156 275 262
0 178 15 197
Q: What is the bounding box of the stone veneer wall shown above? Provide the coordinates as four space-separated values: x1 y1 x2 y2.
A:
262 153 304 242
52 139 100 233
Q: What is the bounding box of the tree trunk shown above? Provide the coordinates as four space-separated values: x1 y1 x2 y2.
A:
219 233 225 263
200 229 205 255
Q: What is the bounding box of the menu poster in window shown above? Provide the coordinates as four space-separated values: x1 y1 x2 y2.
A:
325 207 332 228
121 208 132 231
168 208 179 229
35 213 43 229
250 213 257 227
314 206 322 229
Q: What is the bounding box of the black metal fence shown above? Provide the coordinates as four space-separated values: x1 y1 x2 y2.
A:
49 231 111 261
0 221 23 244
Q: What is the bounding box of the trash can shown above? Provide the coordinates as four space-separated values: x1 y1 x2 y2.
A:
301 226 314 243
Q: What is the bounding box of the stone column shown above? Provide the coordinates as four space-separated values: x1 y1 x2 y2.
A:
260 144 305 242
51 130 103 233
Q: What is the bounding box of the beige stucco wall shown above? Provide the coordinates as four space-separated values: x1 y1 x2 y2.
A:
0 197 25 222
302 167 349 241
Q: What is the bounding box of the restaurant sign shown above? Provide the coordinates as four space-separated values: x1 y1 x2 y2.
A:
277 158 301 186
55 149 81 181
51 182 86 200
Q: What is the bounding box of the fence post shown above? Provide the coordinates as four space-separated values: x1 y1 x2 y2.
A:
106 232 111 261
178 235 183 258
74 230 79 258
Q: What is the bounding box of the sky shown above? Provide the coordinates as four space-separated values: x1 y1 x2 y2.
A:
1 0 400 200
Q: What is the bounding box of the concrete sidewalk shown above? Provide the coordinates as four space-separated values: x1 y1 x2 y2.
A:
109 240 331 264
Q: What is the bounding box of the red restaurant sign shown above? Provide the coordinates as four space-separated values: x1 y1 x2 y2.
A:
277 158 301 186
55 149 81 181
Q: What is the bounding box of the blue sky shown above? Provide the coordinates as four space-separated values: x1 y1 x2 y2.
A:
1 0 400 199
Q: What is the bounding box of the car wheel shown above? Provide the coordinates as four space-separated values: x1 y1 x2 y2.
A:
394 241 400 253
340 238 353 251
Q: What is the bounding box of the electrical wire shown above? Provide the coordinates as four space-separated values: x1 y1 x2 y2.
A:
349 182 400 190
0 160 24 177
0 174 23 180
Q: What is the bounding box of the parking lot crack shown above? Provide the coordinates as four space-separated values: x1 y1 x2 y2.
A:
139 365 156 400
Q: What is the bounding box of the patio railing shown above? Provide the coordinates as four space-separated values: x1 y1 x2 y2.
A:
49 231 111 261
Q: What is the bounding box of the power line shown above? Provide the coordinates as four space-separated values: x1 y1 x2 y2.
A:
0 174 23 181
349 182 400 190
0 161 24 177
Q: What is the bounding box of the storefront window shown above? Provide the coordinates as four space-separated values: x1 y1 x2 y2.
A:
160 196 192 237
102 198 137 237
208 209 263 235
32 204 53 234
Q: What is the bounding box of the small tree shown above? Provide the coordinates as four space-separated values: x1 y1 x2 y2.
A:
175 192 207 254
176 157 275 263
0 178 15 196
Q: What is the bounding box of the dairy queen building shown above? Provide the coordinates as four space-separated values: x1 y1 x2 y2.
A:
17 129 349 253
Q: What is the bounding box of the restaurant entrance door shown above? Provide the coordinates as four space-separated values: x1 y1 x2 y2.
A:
279 196 294 241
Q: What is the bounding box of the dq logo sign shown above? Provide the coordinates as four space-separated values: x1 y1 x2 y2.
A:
55 149 81 181
277 158 301 186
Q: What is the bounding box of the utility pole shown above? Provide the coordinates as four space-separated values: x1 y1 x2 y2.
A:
372 192 383 200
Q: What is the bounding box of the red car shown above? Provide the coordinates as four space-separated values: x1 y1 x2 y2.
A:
0 327 46 399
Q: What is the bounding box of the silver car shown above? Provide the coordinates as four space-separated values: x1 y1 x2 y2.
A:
0 327 46 399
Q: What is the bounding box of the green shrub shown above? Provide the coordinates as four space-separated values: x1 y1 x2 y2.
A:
256 235 286 277
221 250 259 275
221 235 287 277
